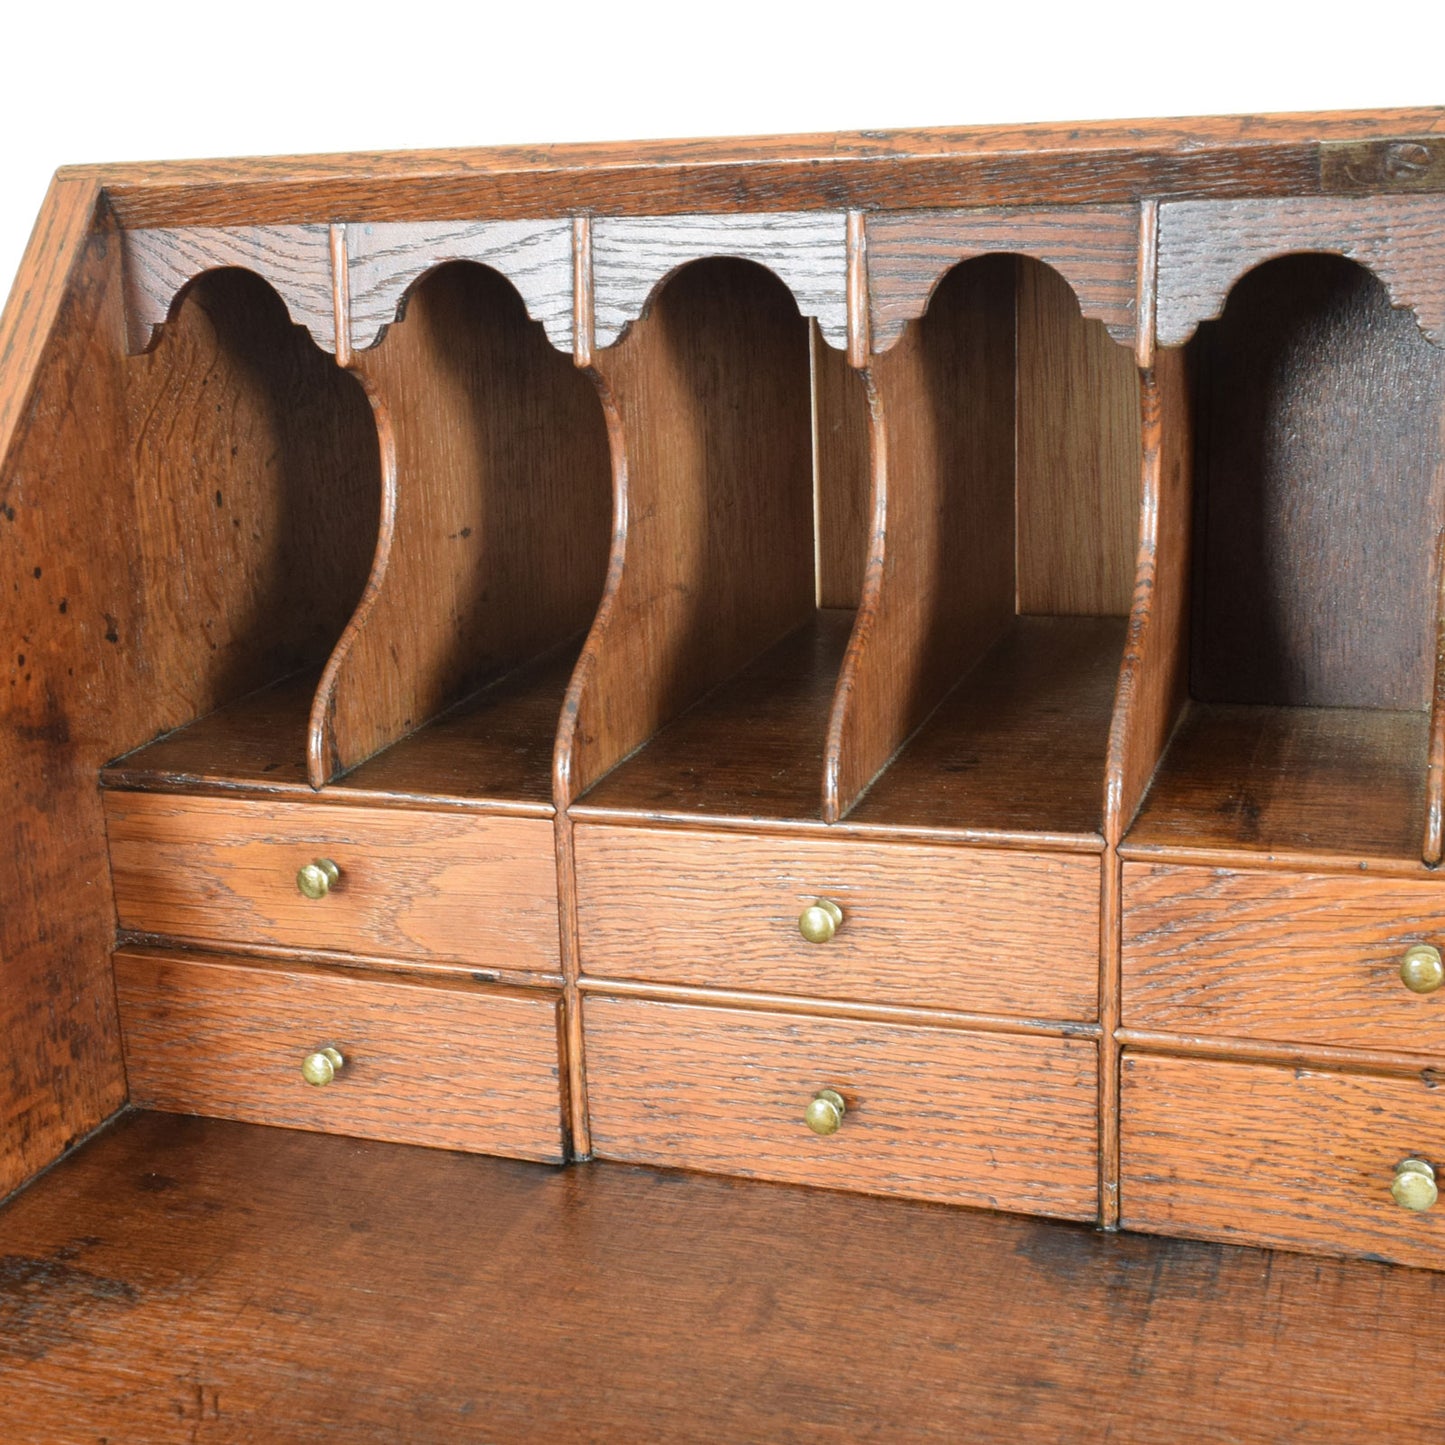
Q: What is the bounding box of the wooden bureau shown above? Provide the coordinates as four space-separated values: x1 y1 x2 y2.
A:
6 108 1445 1302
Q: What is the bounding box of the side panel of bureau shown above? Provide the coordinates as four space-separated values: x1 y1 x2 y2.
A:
104 792 560 969
1120 1053 1445 1268
1121 863 1445 1054
584 997 1098 1217
115 949 566 1161
575 825 1100 1017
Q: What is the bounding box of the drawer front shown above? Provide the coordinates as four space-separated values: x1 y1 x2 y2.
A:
115 949 566 1161
575 825 1100 1018
1122 864 1445 1054
584 996 1098 1217
1121 1053 1445 1269
105 792 560 970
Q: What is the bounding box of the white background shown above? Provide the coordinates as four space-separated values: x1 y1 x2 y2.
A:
1 1 1441 300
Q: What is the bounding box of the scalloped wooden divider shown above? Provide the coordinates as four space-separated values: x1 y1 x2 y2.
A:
311 260 611 788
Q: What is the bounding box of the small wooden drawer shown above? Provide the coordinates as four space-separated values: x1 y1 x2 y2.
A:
1122 864 1445 1055
584 996 1098 1217
105 792 560 971
114 948 566 1161
1121 1053 1445 1269
575 825 1100 1018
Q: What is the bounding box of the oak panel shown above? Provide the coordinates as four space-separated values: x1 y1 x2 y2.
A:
576 824 1100 1018
1121 1053 1445 1268
1122 863 1445 1055
104 793 560 970
585 997 1098 1217
115 949 565 1161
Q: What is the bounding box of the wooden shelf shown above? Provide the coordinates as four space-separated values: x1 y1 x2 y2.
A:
576 611 852 825
1123 701 1430 866
847 615 1123 846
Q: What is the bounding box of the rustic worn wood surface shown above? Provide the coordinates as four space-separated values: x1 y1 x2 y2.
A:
846 617 1125 841
867 205 1140 351
68 109 1445 232
1157 195 1445 346
1121 1052 1445 1269
1122 863 1445 1056
115 950 565 1161
559 259 816 806
591 213 849 349
315 261 611 783
574 824 1100 1017
1123 702 1430 866
1187 252 1445 712
585 996 1098 1217
104 793 560 969
827 256 1015 818
121 225 336 353
345 220 575 351
9 1111 1445 1442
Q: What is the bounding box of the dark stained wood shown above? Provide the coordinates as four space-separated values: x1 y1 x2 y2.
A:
826 256 1015 820
1427 527 1445 864
11 1111 1445 1442
558 259 817 807
1122 1052 1445 1269
591 212 848 349
845 617 1125 841
1122 862 1445 1057
1015 259 1141 616
345 219 575 351
104 793 560 970
1123 702 1429 866
121 225 335 353
115 950 566 1161
812 320 873 609
1187 252 1445 711
575 612 849 824
584 996 1098 1217
867 205 1139 351
574 823 1100 1017
73 109 1445 232
314 262 611 784
1158 195 1445 346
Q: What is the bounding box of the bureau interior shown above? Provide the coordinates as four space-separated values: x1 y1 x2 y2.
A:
106 260 613 810
1126 252 1445 864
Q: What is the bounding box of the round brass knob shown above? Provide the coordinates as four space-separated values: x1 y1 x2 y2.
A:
1400 944 1444 995
798 899 843 944
296 858 340 900
1392 1157 1438 1212
805 1088 847 1136
301 1046 345 1087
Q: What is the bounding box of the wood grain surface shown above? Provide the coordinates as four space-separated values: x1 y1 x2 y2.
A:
812 320 873 609
574 823 1100 1017
345 220 575 352
1123 702 1430 866
867 205 1139 351
1157 195 1445 346
1121 1052 1445 1268
121 225 336 353
1122 862 1445 1055
558 259 816 806
11 1110 1445 1442
314 261 611 783
104 793 560 969
114 949 565 1160
1187 253 1445 712
591 213 849 348
585 996 1098 1217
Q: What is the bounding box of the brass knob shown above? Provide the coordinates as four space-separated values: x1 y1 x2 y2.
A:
798 899 843 944
301 1046 345 1087
805 1088 847 1136
1400 944 1444 995
296 858 340 899
1391 1157 1438 1212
